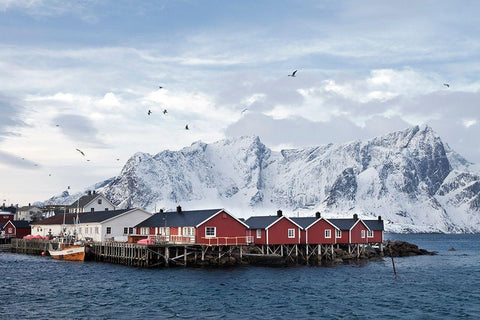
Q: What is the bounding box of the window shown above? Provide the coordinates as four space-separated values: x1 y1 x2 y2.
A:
105 208 109 211
288 228 295 238
106 227 111 234
256 229 261 239
8 227 12 233
183 227 194 236
95 227 99 234
324 229 331 238
91 208 95 212
361 230 366 238
205 227 216 237
367 230 374 238
98 199 102 204
336 230 342 238
129 227 133 234
141 227 149 235
124 227 128 235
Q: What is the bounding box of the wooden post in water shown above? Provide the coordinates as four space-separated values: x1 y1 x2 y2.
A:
389 247 397 279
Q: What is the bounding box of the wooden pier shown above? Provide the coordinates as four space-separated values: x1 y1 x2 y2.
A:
9 239 384 267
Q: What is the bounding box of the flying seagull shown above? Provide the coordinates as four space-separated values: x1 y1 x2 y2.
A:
159 86 163 89
76 148 85 156
163 109 167 114
148 110 152 115
185 124 189 130
443 83 450 88
288 70 297 77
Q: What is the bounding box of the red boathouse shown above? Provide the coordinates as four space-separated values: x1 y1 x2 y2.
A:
245 210 302 245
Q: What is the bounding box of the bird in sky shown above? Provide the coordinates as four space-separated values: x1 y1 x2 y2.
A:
159 86 163 89
55 124 60 127
241 108 248 114
185 124 189 130
288 70 297 77
76 148 85 156
163 109 167 114
116 158 120 161
148 110 152 115
443 83 450 88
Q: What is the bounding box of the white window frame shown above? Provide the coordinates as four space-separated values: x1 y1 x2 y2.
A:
205 227 216 237
367 230 374 238
324 229 331 238
287 228 295 239
98 199 102 204
361 230 366 238
256 229 261 239
106 227 111 235
336 230 342 238
183 227 194 236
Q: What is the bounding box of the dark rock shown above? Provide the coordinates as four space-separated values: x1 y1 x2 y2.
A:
448 247 456 251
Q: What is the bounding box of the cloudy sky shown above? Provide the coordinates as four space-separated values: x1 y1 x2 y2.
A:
2 0 480 206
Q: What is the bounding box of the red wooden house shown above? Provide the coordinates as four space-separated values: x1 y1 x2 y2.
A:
293 212 340 245
329 214 370 244
134 206 251 245
245 210 302 245
2 220 31 239
0 212 15 224
363 216 384 243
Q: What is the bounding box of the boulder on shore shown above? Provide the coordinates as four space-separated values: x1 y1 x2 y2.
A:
385 240 437 257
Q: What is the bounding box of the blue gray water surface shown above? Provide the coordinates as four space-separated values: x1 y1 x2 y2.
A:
1 234 479 319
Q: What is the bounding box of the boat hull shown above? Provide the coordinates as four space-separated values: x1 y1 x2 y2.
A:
49 245 86 261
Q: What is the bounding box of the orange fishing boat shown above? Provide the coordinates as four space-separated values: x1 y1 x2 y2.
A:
49 243 86 261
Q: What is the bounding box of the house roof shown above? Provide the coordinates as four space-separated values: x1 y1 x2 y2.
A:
244 216 280 229
79 209 131 223
327 219 358 231
135 209 223 228
31 213 86 225
291 217 318 229
363 219 384 231
18 205 41 211
4 220 31 228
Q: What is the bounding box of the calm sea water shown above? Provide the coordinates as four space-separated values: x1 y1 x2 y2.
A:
1 234 479 319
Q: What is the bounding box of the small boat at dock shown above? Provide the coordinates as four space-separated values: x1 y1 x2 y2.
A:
48 241 86 261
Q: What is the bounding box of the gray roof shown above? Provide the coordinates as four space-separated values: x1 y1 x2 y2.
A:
363 219 384 231
291 217 318 229
135 209 223 228
244 216 280 229
79 209 130 223
32 209 130 225
327 219 358 231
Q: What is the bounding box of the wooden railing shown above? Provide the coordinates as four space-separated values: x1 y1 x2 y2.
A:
201 236 254 246
152 235 195 244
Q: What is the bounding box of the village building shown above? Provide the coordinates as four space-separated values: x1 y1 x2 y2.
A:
0 211 15 224
31 208 153 242
134 206 251 245
68 190 115 213
2 220 31 239
16 204 43 221
363 217 384 243
292 212 340 245
245 210 302 245
328 214 371 244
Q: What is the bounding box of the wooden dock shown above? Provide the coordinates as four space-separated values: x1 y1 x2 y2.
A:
9 239 384 267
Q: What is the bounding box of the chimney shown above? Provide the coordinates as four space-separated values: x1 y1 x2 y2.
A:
315 211 321 219
28 203 31 206
177 205 182 213
93 190 96 195
353 213 358 221
88 190 92 196
277 210 282 217
159 209 164 213
378 216 382 221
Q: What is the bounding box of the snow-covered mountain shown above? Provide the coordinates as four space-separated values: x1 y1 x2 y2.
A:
45 125 480 233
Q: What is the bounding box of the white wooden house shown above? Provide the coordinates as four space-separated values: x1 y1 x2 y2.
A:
68 191 115 214
31 208 153 242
